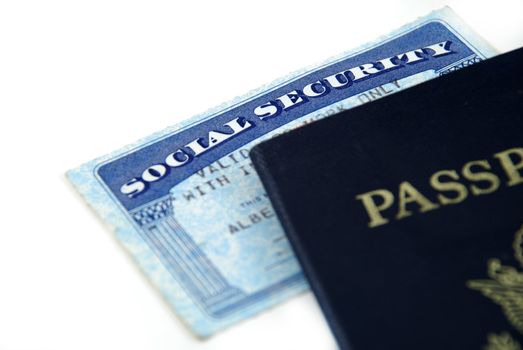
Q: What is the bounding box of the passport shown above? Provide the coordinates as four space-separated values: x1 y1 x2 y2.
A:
250 48 523 349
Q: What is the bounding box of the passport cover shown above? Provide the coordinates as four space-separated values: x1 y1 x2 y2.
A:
250 48 523 349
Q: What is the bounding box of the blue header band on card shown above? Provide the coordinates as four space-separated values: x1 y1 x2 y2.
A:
97 22 475 210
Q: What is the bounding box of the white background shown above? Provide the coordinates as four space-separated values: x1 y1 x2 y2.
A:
0 1 522 349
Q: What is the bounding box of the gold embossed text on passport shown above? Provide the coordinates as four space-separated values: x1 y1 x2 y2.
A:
355 147 523 228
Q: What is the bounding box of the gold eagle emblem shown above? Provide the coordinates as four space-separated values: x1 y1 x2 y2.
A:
467 224 523 334
484 332 521 350
467 225 523 348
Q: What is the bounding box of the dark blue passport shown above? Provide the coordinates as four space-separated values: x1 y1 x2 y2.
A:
250 48 523 349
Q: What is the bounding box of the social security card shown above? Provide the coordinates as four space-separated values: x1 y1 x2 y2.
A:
68 7 496 337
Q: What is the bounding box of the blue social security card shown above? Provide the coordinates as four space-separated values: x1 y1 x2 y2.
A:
68 7 496 337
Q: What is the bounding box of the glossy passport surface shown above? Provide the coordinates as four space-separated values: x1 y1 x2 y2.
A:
251 48 523 349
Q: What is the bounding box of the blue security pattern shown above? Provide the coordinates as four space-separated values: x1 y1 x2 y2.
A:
131 197 247 316
131 197 304 317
